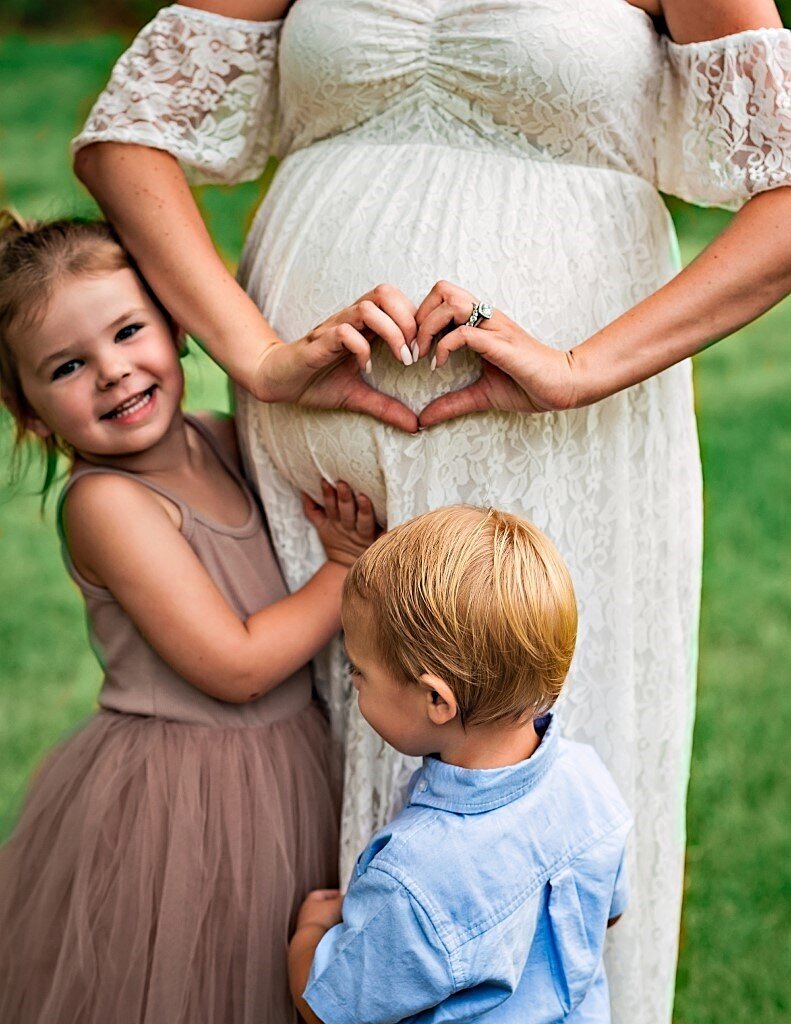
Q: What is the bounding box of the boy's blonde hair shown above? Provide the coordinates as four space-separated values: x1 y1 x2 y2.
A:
343 506 578 727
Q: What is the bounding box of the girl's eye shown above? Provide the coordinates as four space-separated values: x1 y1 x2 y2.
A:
115 323 142 342
52 359 83 381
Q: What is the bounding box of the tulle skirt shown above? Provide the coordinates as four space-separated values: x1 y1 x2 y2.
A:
0 704 341 1024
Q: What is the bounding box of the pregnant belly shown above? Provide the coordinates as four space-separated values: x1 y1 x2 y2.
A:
250 339 485 523
237 141 676 521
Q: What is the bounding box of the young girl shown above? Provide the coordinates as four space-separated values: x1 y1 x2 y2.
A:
0 213 380 1024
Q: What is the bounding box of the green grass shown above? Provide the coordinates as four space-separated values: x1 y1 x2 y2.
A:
1 33 790 1022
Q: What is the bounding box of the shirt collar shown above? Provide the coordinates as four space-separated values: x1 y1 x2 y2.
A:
408 714 558 814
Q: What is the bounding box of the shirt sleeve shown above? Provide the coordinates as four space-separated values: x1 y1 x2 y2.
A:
71 3 282 185
609 847 630 919
656 27 791 209
303 868 456 1024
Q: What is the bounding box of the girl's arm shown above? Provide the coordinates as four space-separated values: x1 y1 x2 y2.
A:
62 474 376 703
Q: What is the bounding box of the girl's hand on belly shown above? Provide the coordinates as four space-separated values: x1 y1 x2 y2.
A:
255 285 420 433
303 480 382 568
415 280 579 426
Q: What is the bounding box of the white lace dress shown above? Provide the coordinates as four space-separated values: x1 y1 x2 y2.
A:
74 5 791 1021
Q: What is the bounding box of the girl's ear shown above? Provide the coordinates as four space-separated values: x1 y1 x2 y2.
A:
170 320 188 357
419 673 458 726
26 414 52 439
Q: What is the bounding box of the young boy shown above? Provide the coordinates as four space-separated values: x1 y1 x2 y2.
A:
288 506 631 1023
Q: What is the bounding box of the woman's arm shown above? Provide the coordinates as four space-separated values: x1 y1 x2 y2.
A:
658 0 782 42
570 0 791 404
75 143 281 393
417 187 791 423
75 144 419 428
179 0 292 18
418 1 791 423
74 0 290 391
569 185 791 405
74 0 419 428
63 474 376 703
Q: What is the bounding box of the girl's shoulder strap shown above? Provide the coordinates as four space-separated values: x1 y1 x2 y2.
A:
57 459 194 542
57 413 244 542
183 413 247 488
57 461 195 597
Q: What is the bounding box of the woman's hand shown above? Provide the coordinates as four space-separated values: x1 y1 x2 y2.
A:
254 285 420 433
303 481 381 568
414 280 581 427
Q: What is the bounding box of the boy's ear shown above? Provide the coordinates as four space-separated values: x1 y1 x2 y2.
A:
419 673 458 726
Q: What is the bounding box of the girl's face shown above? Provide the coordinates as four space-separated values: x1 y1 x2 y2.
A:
14 268 184 460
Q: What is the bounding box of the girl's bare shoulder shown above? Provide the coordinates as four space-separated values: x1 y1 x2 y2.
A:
62 468 180 585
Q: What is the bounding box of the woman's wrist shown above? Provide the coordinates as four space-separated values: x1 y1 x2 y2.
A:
565 322 657 409
565 341 610 409
248 337 288 401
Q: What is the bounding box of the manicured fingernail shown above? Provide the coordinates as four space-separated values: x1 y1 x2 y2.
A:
430 356 437 372
411 341 419 362
365 359 372 374
400 343 413 366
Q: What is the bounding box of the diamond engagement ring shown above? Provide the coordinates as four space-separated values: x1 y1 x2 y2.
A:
465 301 494 328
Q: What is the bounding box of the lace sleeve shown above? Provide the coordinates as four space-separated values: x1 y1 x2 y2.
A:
72 4 282 185
657 28 791 209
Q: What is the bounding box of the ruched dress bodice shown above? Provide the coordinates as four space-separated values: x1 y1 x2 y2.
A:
276 0 660 174
74 9 791 1022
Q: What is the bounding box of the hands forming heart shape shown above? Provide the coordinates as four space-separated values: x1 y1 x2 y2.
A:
253 280 580 433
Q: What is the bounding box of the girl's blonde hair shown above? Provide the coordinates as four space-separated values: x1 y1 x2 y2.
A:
0 212 139 493
344 506 578 726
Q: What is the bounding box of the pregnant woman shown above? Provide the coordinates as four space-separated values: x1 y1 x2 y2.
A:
73 2 791 1021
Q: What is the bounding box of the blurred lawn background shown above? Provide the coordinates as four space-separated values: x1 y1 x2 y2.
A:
0 10 790 1023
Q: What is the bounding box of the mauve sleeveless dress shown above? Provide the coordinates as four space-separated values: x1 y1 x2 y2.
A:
0 417 340 1024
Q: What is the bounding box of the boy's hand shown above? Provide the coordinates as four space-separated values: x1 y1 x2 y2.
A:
303 481 382 568
296 889 344 933
289 890 344 1024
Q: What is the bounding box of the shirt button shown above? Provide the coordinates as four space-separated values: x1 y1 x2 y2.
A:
416 780 428 793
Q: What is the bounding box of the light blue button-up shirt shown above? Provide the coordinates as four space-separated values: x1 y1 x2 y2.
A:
305 715 631 1024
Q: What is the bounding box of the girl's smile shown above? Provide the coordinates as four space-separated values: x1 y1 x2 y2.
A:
99 383 158 423
14 268 184 460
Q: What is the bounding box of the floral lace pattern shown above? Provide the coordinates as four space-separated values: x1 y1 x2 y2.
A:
73 6 281 184
658 29 791 207
74 6 791 1024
